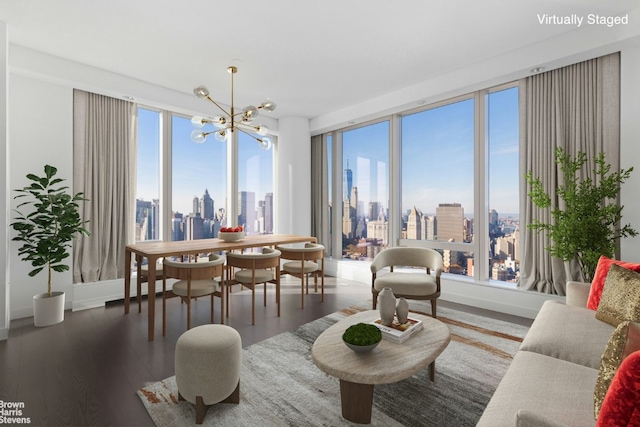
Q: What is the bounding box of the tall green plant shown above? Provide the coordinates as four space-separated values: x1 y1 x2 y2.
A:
525 147 637 283
10 165 90 297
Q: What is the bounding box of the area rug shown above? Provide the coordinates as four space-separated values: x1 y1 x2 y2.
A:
138 301 529 426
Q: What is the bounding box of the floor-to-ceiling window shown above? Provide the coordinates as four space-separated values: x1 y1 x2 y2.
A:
135 108 161 243
487 86 520 282
171 114 227 241
341 120 389 260
401 96 475 276
326 83 519 284
135 108 273 242
238 132 274 236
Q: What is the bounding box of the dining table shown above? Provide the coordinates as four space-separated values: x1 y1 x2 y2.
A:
124 234 318 340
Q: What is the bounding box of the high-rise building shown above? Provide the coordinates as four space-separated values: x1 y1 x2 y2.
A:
192 196 200 217
407 206 422 240
264 192 273 234
171 212 184 241
238 191 256 234
343 157 353 203
436 203 464 242
200 189 214 220
185 213 204 240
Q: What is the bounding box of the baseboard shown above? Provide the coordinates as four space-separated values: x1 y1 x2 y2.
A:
71 277 166 312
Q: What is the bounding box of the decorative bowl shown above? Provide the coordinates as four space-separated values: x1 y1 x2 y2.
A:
218 231 245 242
343 340 380 353
342 323 382 353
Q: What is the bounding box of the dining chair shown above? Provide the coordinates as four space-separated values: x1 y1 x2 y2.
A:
370 247 443 318
162 254 225 336
276 243 325 309
225 247 281 325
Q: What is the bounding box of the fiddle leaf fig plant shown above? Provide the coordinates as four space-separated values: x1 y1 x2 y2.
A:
525 147 637 283
10 165 90 297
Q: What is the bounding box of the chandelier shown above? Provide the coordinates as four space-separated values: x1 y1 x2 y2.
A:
190 66 276 150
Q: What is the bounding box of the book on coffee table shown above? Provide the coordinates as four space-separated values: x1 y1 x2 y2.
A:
371 316 424 343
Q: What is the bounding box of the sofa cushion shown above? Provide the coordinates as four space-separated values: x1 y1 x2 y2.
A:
594 321 640 419
596 350 640 426
477 351 598 427
515 409 567 427
588 256 640 310
596 264 640 327
519 300 614 369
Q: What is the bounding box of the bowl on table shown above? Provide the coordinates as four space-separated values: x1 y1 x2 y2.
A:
218 231 245 242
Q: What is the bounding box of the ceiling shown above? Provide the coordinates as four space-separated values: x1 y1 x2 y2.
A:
1 0 639 120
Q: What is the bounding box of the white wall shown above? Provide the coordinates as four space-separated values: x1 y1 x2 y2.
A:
275 116 311 235
1 23 9 339
8 74 74 318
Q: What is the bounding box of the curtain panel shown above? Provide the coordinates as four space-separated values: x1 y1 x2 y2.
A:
72 90 137 283
519 52 620 294
310 134 330 254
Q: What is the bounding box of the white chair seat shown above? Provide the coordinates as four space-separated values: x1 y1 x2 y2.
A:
173 279 220 297
374 272 438 295
283 261 318 274
234 269 274 284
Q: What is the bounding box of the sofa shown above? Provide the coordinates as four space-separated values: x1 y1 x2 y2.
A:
477 280 616 427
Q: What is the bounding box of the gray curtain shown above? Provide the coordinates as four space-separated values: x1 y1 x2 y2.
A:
519 52 620 294
72 90 137 283
310 134 330 254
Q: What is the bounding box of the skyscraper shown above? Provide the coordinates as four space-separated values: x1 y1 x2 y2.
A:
343 157 353 203
264 192 273 234
238 191 256 234
200 189 214 220
436 203 464 242
192 196 200 217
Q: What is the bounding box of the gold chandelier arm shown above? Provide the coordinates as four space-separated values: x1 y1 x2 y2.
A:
236 125 264 142
204 95 231 118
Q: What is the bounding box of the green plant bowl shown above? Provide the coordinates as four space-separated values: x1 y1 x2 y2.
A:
342 323 382 353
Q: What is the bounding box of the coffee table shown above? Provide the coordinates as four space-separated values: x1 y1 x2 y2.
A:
311 310 450 424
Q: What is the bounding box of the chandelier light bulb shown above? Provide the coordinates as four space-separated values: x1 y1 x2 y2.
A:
193 85 210 99
191 116 205 128
214 130 227 142
260 98 276 112
191 130 207 144
259 137 273 151
242 105 259 123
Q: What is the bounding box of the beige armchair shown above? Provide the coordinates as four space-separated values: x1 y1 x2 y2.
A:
370 247 443 318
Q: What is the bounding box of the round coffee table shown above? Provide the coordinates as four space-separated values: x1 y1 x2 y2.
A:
311 310 450 424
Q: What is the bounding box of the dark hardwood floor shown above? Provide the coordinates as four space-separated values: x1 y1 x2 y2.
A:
0 275 532 426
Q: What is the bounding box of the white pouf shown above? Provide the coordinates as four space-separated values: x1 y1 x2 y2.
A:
175 324 242 424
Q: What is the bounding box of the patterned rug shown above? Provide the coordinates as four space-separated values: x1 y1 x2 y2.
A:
137 302 529 426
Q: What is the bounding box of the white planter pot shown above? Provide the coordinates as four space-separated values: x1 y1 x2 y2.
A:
33 291 65 327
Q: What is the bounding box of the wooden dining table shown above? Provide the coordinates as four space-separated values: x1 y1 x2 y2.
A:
124 234 318 341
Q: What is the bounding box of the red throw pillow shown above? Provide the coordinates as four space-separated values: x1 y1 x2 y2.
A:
596 350 640 427
588 256 640 310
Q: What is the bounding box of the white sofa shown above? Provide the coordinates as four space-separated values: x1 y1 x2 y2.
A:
477 281 615 427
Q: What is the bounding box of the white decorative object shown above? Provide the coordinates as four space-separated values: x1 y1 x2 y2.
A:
33 291 65 327
396 297 409 324
378 287 396 326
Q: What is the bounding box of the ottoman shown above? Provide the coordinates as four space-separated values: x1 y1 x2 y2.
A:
175 324 242 424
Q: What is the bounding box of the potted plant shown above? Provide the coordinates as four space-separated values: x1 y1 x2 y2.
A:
10 165 90 327
525 147 637 283
342 323 382 353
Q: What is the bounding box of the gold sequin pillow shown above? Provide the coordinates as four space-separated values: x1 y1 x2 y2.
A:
595 264 640 327
594 321 640 419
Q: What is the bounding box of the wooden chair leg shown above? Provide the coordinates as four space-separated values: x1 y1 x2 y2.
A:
195 395 208 424
137 275 142 313
372 290 379 309
301 277 305 309
252 287 255 325
263 282 267 307
431 299 437 318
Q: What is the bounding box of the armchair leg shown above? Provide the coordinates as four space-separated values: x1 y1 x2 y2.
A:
431 299 437 318
372 290 378 309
